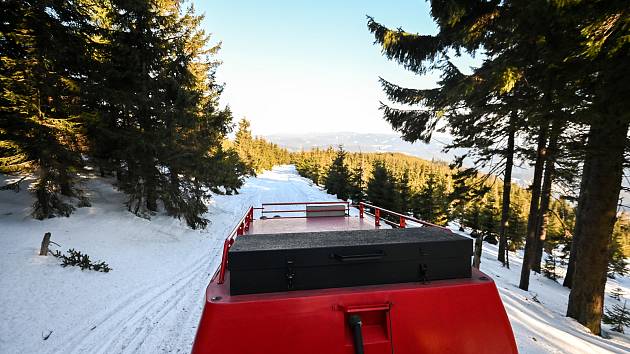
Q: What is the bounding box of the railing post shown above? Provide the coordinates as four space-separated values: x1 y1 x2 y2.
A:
218 239 230 284
359 203 364 219
245 207 253 231
237 223 244 236
375 209 380 227
400 216 406 228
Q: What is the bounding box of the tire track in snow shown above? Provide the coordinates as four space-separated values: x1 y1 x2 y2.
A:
48 240 223 354
47 166 336 354
46 215 234 354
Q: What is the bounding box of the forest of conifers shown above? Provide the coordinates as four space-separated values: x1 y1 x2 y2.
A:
362 0 629 336
1 1 249 229
233 119 628 281
1 0 628 338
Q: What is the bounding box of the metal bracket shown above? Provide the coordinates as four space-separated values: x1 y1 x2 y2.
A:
286 260 295 290
419 263 428 283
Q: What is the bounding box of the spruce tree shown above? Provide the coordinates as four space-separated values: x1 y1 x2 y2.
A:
542 254 558 281
348 163 366 203
480 192 500 244
506 200 528 251
86 1 246 228
368 0 629 334
412 173 447 225
324 147 350 200
397 169 412 215
366 161 399 212
608 232 629 279
234 118 256 175
0 0 93 218
603 301 630 334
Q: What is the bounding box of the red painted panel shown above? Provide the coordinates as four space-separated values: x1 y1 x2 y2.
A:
191 269 517 354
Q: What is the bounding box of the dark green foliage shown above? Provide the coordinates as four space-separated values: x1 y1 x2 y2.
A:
0 0 91 218
366 161 399 212
411 173 448 225
366 0 630 334
1 0 249 229
296 155 326 186
543 254 558 281
325 147 351 200
397 169 412 214
84 1 246 228
348 164 366 203
603 301 630 333
465 204 483 236
52 248 112 273
448 167 488 229
32 177 75 219
480 191 500 242
293 149 533 232
608 232 629 279
233 118 290 175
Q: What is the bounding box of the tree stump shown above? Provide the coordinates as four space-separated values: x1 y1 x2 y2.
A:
39 232 51 256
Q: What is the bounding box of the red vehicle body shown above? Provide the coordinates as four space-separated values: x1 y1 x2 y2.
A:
192 202 518 354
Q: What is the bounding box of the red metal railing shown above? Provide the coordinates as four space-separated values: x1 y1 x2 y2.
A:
215 201 447 285
359 201 448 230
215 201 349 284
216 206 254 284
259 201 350 218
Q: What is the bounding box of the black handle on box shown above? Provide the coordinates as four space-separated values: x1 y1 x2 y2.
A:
348 315 365 354
332 251 384 262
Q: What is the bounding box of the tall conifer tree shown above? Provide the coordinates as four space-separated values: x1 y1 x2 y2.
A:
0 0 93 218
325 147 350 200
85 0 245 228
368 0 629 334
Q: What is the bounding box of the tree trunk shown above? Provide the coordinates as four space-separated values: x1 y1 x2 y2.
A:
144 166 158 212
519 122 548 290
59 170 73 197
566 117 628 335
498 114 516 265
146 181 158 212
563 155 590 289
473 234 483 269
533 122 561 272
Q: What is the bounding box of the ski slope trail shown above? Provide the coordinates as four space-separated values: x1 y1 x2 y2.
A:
1 165 629 353
0 165 341 354
46 167 339 354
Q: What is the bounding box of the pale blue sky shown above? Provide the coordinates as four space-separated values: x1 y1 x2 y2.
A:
195 0 475 135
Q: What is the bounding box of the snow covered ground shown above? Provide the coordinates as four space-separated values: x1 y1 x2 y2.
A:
1 165 629 353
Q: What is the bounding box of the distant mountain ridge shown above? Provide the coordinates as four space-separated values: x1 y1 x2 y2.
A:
265 132 457 162
263 131 533 185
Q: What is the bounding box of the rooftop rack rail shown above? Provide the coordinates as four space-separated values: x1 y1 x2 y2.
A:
257 201 351 218
217 206 254 284
358 201 448 230
215 201 447 285
216 202 350 284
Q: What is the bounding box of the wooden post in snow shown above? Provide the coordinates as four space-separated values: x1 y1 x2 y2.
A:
472 233 482 269
39 232 51 256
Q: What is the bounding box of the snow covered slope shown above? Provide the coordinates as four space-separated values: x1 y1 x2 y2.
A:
0 165 629 353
